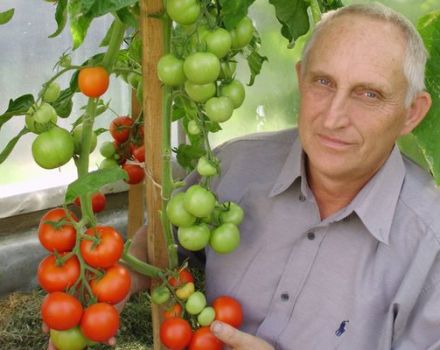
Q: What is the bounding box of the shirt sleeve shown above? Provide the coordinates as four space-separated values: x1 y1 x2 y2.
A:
393 281 440 349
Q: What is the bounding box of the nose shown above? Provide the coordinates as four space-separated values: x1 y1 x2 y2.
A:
323 92 350 130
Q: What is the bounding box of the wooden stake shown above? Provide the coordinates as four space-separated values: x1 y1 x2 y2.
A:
140 1 168 349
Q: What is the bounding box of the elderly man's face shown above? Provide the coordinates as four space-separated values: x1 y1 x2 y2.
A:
297 14 411 184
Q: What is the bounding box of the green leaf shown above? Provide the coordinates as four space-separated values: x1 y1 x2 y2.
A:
0 94 35 130
65 167 128 203
52 88 74 118
319 0 344 12
173 143 206 171
68 0 93 49
116 6 139 30
0 127 30 164
414 11 440 184
86 0 139 18
244 36 268 86
100 19 116 47
268 0 310 46
49 0 68 38
0 8 14 25
219 0 256 30
128 35 142 63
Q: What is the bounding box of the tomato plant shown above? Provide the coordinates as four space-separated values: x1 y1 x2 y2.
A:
50 326 89 350
74 192 106 213
41 292 83 331
80 303 120 342
183 52 221 84
166 0 200 25
78 66 110 98
157 54 186 86
210 223 241 254
189 326 223 350
160 317 193 350
163 303 184 319
213 295 243 328
109 116 133 143
177 223 211 251
38 208 77 253
37 254 80 293
122 163 145 184
90 264 132 304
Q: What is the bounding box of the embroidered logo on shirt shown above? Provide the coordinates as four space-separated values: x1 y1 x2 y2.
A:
335 320 349 337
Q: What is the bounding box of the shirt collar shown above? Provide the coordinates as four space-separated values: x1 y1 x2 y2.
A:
349 145 406 245
269 134 304 197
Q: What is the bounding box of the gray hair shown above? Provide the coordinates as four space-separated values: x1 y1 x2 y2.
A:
301 2 428 107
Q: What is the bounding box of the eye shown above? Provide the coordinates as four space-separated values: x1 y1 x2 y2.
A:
364 91 378 99
317 78 330 86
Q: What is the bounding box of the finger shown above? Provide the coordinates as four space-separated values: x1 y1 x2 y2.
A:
47 339 56 350
105 337 117 346
210 321 252 348
42 322 49 334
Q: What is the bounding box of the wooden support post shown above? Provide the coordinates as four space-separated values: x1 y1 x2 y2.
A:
140 1 168 349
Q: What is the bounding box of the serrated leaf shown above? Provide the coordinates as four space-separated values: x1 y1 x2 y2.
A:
173 143 206 171
0 127 30 164
268 0 310 45
49 0 68 38
116 6 139 30
86 0 138 17
65 167 128 203
0 8 14 25
414 11 440 184
219 0 256 30
0 94 35 130
68 0 93 49
243 36 268 86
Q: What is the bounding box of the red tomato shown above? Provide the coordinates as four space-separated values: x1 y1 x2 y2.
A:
122 163 145 184
213 296 243 328
109 116 133 143
78 66 109 98
41 292 83 331
74 192 106 213
160 317 193 350
91 264 131 304
189 327 223 350
163 303 183 319
80 226 124 268
80 303 120 342
168 268 194 288
38 254 80 293
38 208 77 253
132 144 145 162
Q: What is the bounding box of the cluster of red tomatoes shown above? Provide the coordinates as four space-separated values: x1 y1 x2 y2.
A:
151 268 243 350
37 208 131 349
99 115 146 185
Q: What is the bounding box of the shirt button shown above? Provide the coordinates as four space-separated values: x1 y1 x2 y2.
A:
307 232 315 240
281 293 290 301
299 194 306 202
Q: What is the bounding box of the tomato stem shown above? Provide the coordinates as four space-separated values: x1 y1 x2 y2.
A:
122 240 164 278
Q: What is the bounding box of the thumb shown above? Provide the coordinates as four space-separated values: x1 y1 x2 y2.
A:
210 321 251 348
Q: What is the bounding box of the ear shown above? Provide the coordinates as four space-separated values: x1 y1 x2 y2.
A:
400 91 432 136
295 61 303 84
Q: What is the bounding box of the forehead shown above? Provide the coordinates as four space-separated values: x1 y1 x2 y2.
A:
306 14 407 87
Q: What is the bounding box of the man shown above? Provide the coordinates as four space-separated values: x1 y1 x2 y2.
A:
189 3 436 349
47 3 436 350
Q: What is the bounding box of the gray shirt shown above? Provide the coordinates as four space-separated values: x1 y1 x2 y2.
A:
190 128 440 350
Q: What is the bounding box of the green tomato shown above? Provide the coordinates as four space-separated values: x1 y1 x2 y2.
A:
151 286 171 305
100 141 116 158
50 326 88 350
167 0 200 25
184 52 220 84
219 61 237 80
205 28 232 58
72 124 97 155
99 158 119 169
185 291 207 315
219 202 244 225
220 79 245 108
177 223 211 251
197 306 216 326
184 81 216 103
205 96 234 123
43 82 61 103
34 102 57 124
157 54 186 86
230 17 254 49
197 156 217 177
25 107 57 134
187 120 201 135
166 192 197 227
32 127 74 169
184 185 216 218
210 223 240 254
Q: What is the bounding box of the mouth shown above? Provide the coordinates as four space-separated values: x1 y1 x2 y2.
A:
317 134 353 150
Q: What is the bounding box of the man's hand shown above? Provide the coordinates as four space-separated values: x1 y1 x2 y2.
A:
210 321 274 350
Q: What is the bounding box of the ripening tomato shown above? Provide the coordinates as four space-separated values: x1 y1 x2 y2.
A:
109 116 133 143
78 67 109 98
122 163 145 184
212 295 243 328
189 326 223 350
74 192 106 213
91 264 131 304
160 317 193 350
163 303 183 319
50 326 89 350
41 292 83 331
168 268 194 288
132 144 145 162
38 254 80 293
38 208 77 253
80 226 124 268
80 303 120 342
